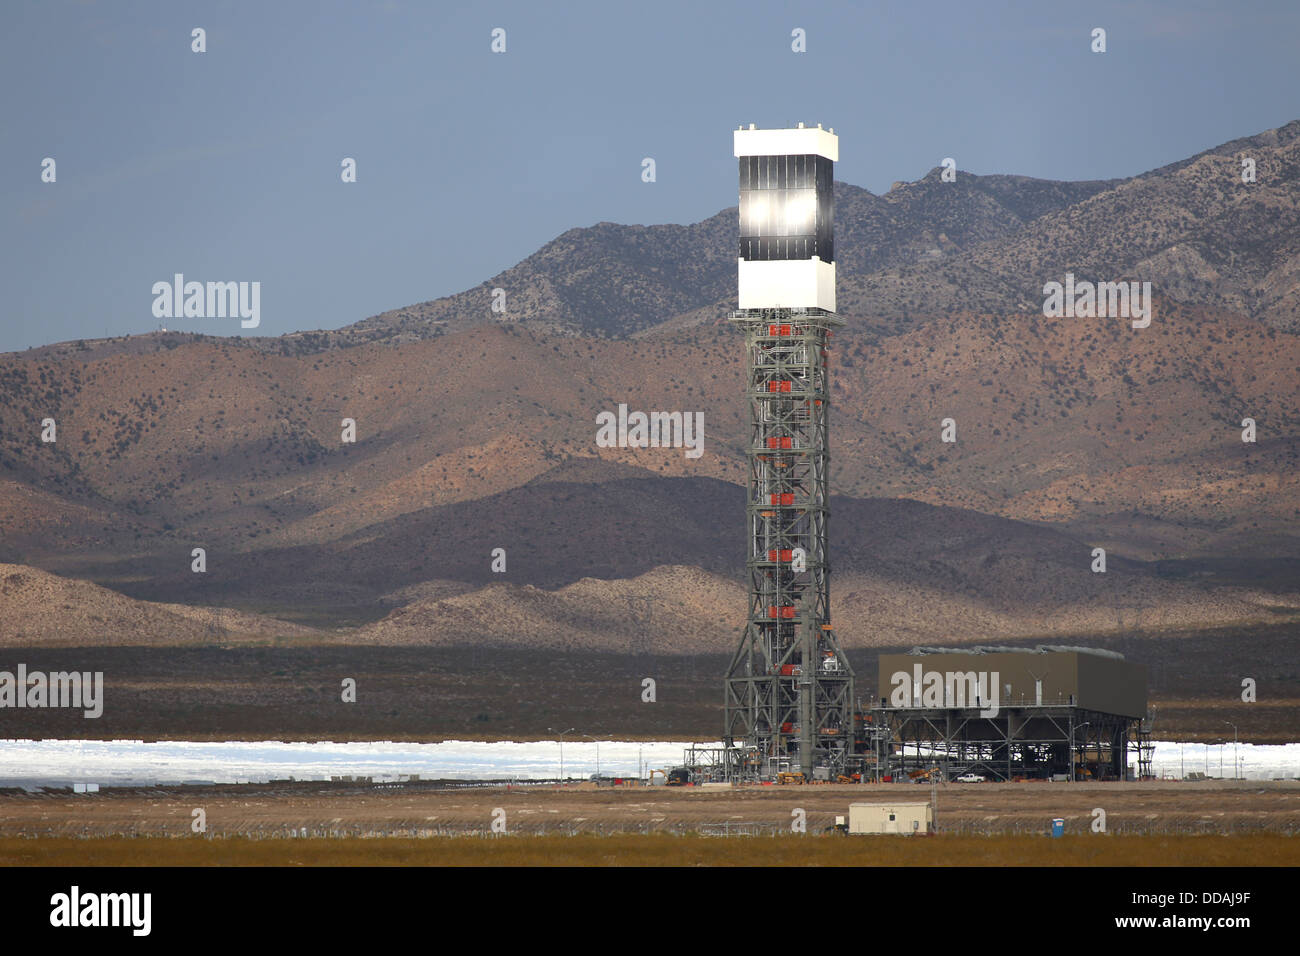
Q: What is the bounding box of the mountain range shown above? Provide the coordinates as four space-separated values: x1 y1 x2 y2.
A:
3 120 1298 651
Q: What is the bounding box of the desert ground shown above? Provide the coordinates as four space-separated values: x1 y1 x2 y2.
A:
2 779 1296 839
1 779 1296 866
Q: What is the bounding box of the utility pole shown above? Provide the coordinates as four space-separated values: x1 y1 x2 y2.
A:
580 733 608 778
931 769 939 833
1223 722 1239 780
548 727 574 783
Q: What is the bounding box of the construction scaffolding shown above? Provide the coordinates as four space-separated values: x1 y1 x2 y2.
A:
723 308 855 781
879 704 1137 782
1136 709 1156 780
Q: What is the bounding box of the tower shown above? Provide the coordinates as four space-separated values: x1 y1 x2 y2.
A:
724 124 855 781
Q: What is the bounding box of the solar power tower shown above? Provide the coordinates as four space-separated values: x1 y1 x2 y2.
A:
723 124 855 781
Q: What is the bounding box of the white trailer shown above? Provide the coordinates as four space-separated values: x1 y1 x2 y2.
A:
848 802 932 835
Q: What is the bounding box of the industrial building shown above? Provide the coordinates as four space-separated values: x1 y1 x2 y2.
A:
867 646 1150 782
708 125 1150 786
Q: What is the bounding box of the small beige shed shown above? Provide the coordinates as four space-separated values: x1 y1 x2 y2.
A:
848 802 932 835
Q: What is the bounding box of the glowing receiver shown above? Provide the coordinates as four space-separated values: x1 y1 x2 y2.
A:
735 124 837 312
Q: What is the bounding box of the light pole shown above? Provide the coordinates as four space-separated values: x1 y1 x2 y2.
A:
930 767 939 833
1223 722 1239 780
580 734 609 778
548 727 575 783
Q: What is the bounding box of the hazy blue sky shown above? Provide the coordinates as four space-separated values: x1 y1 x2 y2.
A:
3 0 1298 352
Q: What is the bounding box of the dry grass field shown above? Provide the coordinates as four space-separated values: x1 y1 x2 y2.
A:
2 780 1296 844
2 833 1294 867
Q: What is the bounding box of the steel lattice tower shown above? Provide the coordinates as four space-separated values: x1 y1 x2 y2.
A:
723 124 855 781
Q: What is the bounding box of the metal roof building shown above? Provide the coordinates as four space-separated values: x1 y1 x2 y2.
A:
859 646 1150 782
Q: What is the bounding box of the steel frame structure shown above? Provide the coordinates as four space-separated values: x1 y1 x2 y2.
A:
879 704 1138 782
1136 710 1155 780
723 306 854 780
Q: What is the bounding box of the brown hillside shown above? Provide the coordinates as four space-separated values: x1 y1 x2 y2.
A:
0 563 322 646
302 120 1300 346
838 122 1300 331
3 303 1295 576
354 561 1292 652
1 125 1297 643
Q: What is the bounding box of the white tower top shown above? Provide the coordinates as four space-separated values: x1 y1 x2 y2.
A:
735 124 838 162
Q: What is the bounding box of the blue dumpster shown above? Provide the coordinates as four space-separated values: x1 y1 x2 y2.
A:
1050 818 1065 838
